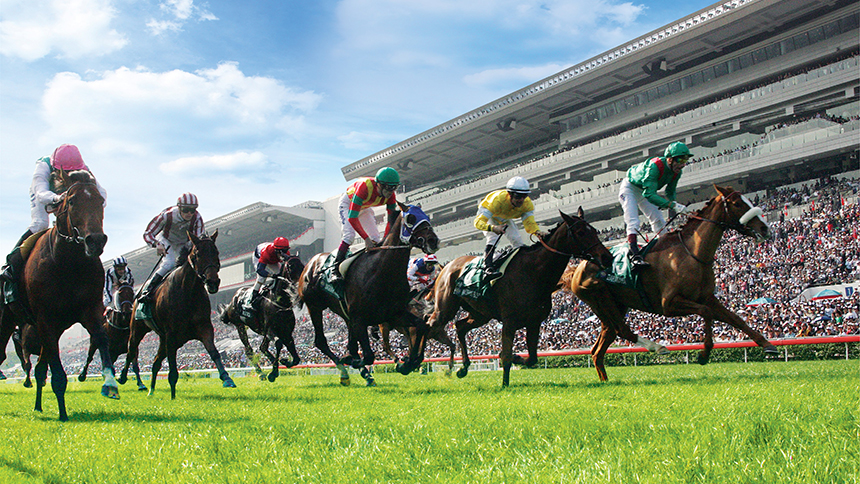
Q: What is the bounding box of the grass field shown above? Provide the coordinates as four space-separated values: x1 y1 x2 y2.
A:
0 360 856 484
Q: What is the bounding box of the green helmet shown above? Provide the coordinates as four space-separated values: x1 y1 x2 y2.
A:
664 141 691 159
375 167 400 185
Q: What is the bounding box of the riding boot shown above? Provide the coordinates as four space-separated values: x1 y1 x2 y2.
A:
483 244 502 280
331 242 350 281
14 229 34 249
0 248 24 284
250 289 262 312
138 273 164 303
627 234 650 270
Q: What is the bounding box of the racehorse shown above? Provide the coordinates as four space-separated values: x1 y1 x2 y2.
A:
297 203 439 386
78 284 147 391
0 170 115 421
564 185 779 381
401 209 615 387
119 230 236 398
219 254 305 382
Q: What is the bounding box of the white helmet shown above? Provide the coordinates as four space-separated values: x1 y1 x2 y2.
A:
506 176 530 194
424 254 438 264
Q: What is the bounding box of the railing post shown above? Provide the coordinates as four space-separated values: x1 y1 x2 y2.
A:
744 347 748 363
634 354 638 366
784 346 788 362
847 342 850 360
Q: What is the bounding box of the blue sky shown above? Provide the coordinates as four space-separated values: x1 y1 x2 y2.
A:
0 0 713 257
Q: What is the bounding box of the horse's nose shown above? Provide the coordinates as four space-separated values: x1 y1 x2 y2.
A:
207 278 221 294
85 233 108 257
428 235 439 253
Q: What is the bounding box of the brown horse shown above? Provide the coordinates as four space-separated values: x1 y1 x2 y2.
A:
78 284 147 391
220 254 305 382
297 203 439 386
0 170 114 421
564 185 779 381
402 209 615 386
119 230 235 398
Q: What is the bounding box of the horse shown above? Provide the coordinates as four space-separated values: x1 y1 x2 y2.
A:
296 203 439 386
219 254 305 382
0 169 115 421
77 284 147 390
402 208 615 387
119 230 236 398
564 185 779 381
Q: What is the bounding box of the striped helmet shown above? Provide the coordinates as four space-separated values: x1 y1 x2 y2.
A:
424 254 438 264
177 192 199 208
113 256 127 267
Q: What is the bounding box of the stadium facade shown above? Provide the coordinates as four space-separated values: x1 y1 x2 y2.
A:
115 0 860 308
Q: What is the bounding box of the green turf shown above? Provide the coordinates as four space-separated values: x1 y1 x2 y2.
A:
0 360 856 483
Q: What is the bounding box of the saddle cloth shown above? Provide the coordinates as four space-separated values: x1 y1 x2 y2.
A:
453 248 520 300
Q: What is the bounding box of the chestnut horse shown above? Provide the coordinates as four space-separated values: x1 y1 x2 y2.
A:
402 209 615 387
564 185 779 381
78 284 146 391
297 203 439 386
220 254 305 382
0 170 115 421
119 230 236 398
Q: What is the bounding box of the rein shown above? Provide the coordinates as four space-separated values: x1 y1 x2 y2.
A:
54 181 99 244
533 219 603 260
676 231 714 266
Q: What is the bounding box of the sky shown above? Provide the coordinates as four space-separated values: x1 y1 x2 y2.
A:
0 0 715 258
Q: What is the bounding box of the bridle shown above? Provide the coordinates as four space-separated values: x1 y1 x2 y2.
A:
54 181 100 245
188 239 220 282
686 192 764 239
534 218 605 263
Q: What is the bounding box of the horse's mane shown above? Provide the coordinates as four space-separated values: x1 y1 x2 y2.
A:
518 221 563 254
66 170 95 184
650 187 735 252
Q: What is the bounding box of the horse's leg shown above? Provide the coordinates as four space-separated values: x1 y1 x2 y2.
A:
33 355 48 414
40 339 69 421
309 306 349 386
86 317 119 399
517 321 540 368
133 359 146 391
704 295 778 355
428 325 456 376
120 321 146 385
199 325 236 389
267 336 283 382
77 342 96 382
166 345 179 400
380 325 399 363
591 323 617 382
499 322 518 387
282 332 300 369
700 317 714 365
235 322 263 379
149 339 167 396
258 333 279 380
15 335 33 388
455 313 490 379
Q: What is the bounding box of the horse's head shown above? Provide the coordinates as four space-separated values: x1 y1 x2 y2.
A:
281 255 305 283
188 230 221 294
713 185 771 243
398 203 439 255
54 170 107 257
115 284 135 317
553 207 614 269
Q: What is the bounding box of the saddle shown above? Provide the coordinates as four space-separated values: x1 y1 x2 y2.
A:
2 229 48 306
597 238 659 312
453 248 520 300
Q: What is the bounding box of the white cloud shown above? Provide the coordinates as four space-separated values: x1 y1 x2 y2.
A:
160 151 273 177
463 63 566 88
147 0 218 35
337 131 399 151
40 62 322 158
0 0 127 61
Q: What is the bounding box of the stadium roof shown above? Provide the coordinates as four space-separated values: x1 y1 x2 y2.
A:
341 0 845 187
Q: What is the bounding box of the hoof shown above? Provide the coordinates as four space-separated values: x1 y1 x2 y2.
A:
117 375 127 385
23 380 33 388
697 355 709 365
101 385 120 400
764 345 779 355
0 371 5 380
366 378 377 387
222 378 237 388
267 372 277 383
258 374 267 381
456 368 468 379
339 377 351 387
137 384 147 392
656 346 670 355
77 374 86 382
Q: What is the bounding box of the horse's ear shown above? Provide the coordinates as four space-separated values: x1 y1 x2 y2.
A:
397 201 408 212
714 184 729 197
210 229 218 242
576 206 584 219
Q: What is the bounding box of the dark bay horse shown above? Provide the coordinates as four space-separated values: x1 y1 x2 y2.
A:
0 170 114 421
78 284 146 390
297 203 439 386
119 230 236 398
564 185 779 381
403 209 615 387
220 254 305 382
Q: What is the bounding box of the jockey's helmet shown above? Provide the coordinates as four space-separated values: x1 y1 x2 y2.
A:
113 256 127 267
664 141 692 160
51 144 86 171
506 176 531 195
424 254 438 265
177 193 199 209
375 167 400 187
273 237 290 250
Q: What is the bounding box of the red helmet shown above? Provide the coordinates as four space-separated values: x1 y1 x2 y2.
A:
177 192 199 208
273 237 290 250
51 144 86 171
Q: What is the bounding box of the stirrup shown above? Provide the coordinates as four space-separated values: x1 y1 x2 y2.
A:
630 254 650 269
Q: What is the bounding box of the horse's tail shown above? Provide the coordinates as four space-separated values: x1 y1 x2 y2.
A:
217 303 232 325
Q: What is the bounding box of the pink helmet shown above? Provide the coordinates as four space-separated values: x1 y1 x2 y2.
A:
177 193 199 208
51 144 86 171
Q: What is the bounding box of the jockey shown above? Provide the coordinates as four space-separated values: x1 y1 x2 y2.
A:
138 193 206 302
407 254 439 294
333 166 400 269
249 237 291 311
104 256 134 309
619 141 693 269
474 176 547 278
1 144 107 284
